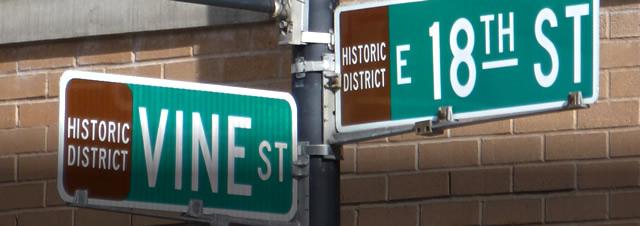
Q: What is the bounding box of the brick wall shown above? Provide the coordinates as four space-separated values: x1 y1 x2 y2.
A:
340 0 640 226
0 1 637 226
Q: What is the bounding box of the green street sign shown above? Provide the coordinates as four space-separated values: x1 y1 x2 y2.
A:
57 71 298 221
335 0 599 132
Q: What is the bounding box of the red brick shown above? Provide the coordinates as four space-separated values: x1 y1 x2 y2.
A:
164 59 223 83
0 156 15 182
46 181 65 207
611 191 640 219
514 164 575 192
0 128 46 155
131 214 179 226
106 64 161 78
601 12 609 39
358 206 417 226
578 100 639 129
0 74 46 100
76 209 130 226
578 160 640 189
0 46 17 74
0 105 16 129
233 78 292 92
135 32 192 61
600 40 640 69
357 145 415 173
419 140 479 169
611 129 640 157
341 209 355 226
481 136 543 165
601 71 609 100
583 223 640 226
450 119 510 137
0 183 44 211
18 154 57 181
611 69 640 98
47 72 62 97
545 132 607 161
0 214 15 226
610 10 640 38
222 54 282 82
513 111 574 133
18 101 58 127
78 36 133 65
341 176 386 204
193 26 251 55
18 209 72 226
250 22 280 51
47 126 59 152
545 194 607 222
451 167 511 195
483 198 542 225
420 201 480 226
388 172 449 200
18 41 76 70
340 146 355 173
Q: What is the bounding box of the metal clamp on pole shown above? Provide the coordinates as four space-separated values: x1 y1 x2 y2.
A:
291 53 336 79
299 142 336 160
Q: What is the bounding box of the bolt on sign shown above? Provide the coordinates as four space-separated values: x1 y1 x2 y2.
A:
57 71 298 221
335 0 599 132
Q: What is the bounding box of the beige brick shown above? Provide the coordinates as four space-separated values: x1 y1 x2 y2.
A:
601 71 609 100
611 129 640 157
357 145 415 173
340 176 386 204
341 209 355 226
164 59 223 83
0 74 46 100
481 136 543 165
222 54 281 82
388 131 445 142
513 111 574 133
18 101 58 127
0 215 15 226
0 46 17 74
105 64 160 78
135 32 192 61
514 164 575 192
0 128 46 155
0 156 15 182
601 12 609 39
578 160 640 189
451 167 511 195
419 140 479 169
340 146 355 173
545 194 607 222
0 183 44 211
47 72 62 97
132 215 179 226
483 198 542 225
18 154 57 181
388 172 448 200
47 126 58 152
611 69 640 98
18 210 72 226
601 40 640 68
18 41 76 70
78 36 133 65
358 206 417 226
611 11 640 37
545 132 607 161
76 209 129 226
193 26 251 55
0 105 16 129
583 223 640 226
578 101 639 129
450 119 510 137
46 181 65 207
611 191 640 219
421 201 480 226
250 22 281 51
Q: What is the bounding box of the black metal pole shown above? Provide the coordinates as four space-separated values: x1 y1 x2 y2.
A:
173 0 277 15
292 0 339 225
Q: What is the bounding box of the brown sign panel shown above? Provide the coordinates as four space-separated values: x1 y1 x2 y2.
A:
339 6 391 126
63 79 132 200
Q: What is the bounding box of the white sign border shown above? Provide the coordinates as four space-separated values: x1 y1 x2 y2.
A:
334 0 599 133
57 70 299 222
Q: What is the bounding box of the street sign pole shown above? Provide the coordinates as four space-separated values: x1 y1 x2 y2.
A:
292 0 340 226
